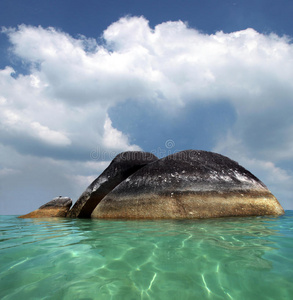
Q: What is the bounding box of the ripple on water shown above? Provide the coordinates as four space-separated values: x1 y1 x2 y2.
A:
0 213 293 300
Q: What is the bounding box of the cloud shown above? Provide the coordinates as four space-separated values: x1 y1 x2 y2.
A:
102 115 141 151
2 108 71 146
1 16 293 213
0 143 112 215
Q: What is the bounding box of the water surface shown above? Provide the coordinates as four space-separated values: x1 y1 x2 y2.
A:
1 212 292 299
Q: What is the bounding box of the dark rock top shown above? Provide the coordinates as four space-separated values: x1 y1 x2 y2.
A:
104 150 268 196
67 151 158 218
92 150 284 219
39 196 72 209
18 196 72 218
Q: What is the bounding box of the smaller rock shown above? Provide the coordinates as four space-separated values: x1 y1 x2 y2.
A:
18 196 72 218
67 151 158 218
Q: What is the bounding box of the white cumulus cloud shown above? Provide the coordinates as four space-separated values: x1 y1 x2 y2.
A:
102 115 141 151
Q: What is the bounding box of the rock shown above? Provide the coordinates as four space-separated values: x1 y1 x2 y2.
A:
67 151 158 218
19 196 72 218
92 150 284 219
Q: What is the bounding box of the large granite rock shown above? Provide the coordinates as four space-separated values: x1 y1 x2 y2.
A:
92 150 284 219
19 196 72 218
67 151 158 218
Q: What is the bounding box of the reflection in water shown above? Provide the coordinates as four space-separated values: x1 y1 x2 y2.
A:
0 213 292 300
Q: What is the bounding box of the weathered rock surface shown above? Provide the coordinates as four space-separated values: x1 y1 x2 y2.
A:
92 150 284 219
67 151 158 218
19 196 72 218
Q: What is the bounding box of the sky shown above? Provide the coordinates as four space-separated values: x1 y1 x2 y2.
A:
0 0 293 215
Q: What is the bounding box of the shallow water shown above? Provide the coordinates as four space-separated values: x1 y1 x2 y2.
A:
0 212 292 300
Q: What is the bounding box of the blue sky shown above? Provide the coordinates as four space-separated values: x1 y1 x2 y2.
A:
1 0 293 214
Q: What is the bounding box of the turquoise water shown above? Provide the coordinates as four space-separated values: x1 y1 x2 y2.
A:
0 212 292 300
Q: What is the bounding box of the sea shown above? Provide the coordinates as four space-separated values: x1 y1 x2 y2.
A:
0 211 292 300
